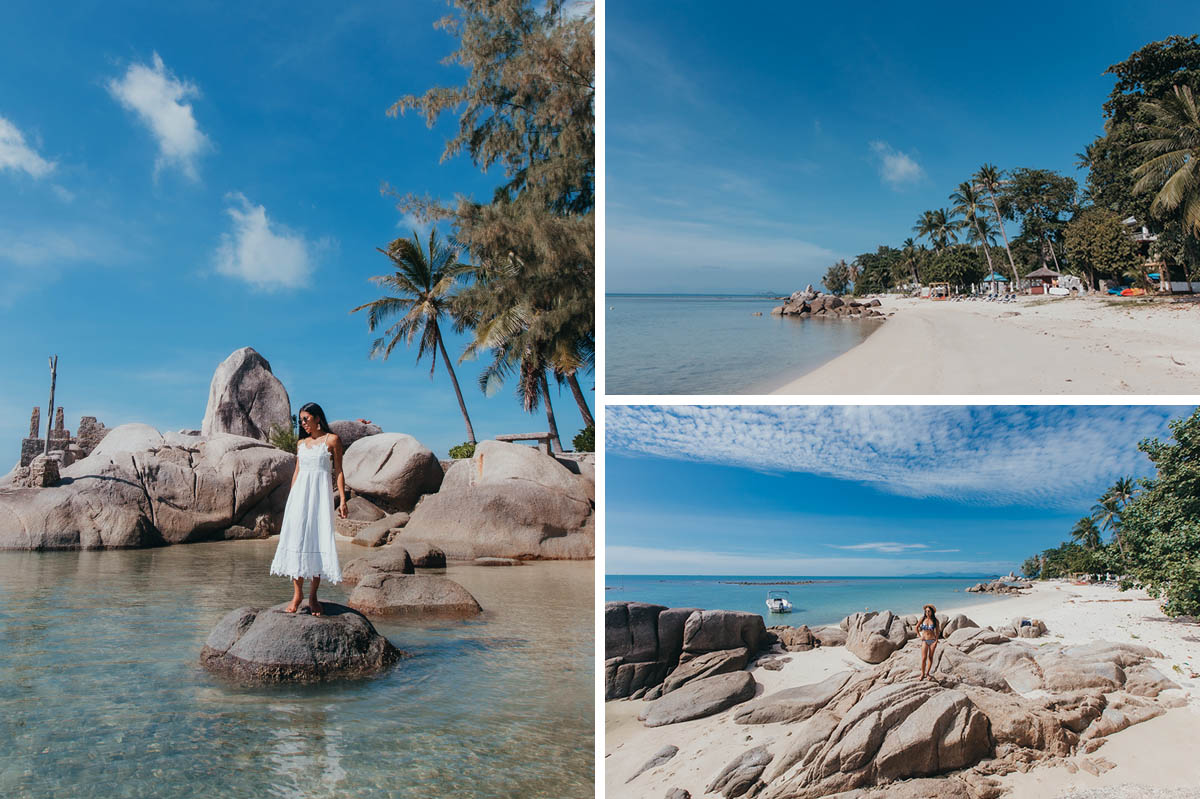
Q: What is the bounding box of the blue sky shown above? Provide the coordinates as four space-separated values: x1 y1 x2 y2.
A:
606 1 1199 294
0 1 592 462
606 405 1192 576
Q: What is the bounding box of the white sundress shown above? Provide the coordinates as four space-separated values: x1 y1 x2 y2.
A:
270 436 341 583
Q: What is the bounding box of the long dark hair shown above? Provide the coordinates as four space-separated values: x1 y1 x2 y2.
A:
297 402 332 440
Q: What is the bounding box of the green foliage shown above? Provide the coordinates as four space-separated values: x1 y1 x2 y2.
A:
852 246 901 296
1064 208 1141 289
268 415 299 455
572 426 594 452
1131 84 1200 237
922 245 986 288
1003 168 1077 268
1039 541 1111 579
822 260 851 295
1118 409 1200 616
1020 557 1042 580
448 441 476 459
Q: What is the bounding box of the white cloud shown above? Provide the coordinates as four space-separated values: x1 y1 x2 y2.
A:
107 53 209 180
0 115 55 178
214 193 319 290
607 405 1184 508
607 545 1011 577
829 542 928 553
869 140 923 188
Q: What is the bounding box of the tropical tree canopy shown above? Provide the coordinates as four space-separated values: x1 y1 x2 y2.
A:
822 260 851 295
1063 208 1141 289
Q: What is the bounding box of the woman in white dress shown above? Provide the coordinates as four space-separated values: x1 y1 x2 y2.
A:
270 402 347 615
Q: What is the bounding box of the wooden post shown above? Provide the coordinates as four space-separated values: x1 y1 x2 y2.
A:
44 355 57 457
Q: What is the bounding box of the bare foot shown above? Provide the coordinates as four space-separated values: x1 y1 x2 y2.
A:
307 599 323 617
285 597 302 613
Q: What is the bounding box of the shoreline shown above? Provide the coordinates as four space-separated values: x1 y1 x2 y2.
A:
606 580 1200 798
769 294 1200 394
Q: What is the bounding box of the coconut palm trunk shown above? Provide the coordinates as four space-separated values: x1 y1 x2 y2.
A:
973 217 996 275
566 373 594 428
988 195 1020 285
434 321 477 444
539 371 563 453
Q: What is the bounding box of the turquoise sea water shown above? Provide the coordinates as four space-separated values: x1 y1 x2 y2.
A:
0 541 593 799
604 294 879 394
604 575 1009 628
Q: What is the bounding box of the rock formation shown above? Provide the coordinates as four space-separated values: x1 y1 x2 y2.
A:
396 441 595 560
770 290 885 320
342 433 443 512
201 347 291 441
347 572 482 619
329 419 383 449
200 602 401 683
0 424 293 549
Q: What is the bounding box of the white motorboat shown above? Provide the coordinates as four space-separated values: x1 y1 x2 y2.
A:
765 590 793 613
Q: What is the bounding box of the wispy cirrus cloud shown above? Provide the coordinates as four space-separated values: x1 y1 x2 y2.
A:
607 545 1011 577
0 115 55 178
869 140 923 188
107 53 210 180
214 193 327 290
606 405 1187 508
828 542 959 554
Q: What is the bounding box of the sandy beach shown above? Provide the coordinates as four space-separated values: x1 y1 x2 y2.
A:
605 582 1200 798
772 295 1200 394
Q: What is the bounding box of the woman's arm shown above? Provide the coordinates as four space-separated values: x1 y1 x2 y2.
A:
330 433 347 518
289 452 300 489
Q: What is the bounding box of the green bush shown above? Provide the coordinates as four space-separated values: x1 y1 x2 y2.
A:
449 441 476 459
268 415 299 454
572 426 594 452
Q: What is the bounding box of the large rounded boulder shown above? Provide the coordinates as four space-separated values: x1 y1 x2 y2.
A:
0 426 293 549
347 572 483 619
395 440 594 560
200 603 402 683
342 433 443 512
201 347 292 441
329 419 383 450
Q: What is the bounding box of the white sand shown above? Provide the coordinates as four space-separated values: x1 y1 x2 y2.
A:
771 295 1200 394
605 582 1200 798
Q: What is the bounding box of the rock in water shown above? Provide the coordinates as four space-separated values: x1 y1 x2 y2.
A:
341 546 415 586
406 541 446 569
342 433 444 512
200 603 401 683
201 348 291 441
347 572 482 619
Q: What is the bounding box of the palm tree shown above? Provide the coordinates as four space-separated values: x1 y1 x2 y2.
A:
913 209 959 252
1132 84 1200 236
1070 517 1102 551
950 181 997 276
974 164 1021 285
901 237 923 286
1091 476 1137 559
352 229 477 444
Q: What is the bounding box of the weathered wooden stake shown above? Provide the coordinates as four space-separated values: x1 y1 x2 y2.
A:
44 355 57 456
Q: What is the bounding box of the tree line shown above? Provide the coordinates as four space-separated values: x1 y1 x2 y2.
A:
822 36 1200 298
1021 408 1200 618
351 0 594 455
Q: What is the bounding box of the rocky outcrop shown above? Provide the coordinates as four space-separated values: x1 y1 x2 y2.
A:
342 434 443 513
706 745 774 799
201 347 291 441
771 289 886 321
0 425 293 549
328 419 383 450
199 603 401 683
705 624 1178 799
811 626 846 647
967 580 1028 594
347 572 482 619
638 672 757 727
396 441 594 560
768 624 816 651
344 495 386 522
405 541 446 569
844 610 908 663
662 648 749 695
683 610 767 656
626 745 680 784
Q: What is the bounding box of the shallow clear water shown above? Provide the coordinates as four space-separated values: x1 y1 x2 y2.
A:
605 294 879 394
604 575 1008 628
0 540 593 799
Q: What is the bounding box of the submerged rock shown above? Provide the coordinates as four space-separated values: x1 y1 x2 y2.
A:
347 572 482 619
341 545 415 586
200 602 401 683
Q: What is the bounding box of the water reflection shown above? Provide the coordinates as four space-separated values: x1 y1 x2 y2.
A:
0 540 593 798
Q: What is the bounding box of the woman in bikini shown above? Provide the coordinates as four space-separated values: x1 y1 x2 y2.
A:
917 604 940 680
